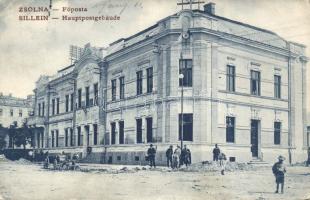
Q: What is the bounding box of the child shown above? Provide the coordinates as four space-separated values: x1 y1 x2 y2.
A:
218 152 227 175
272 155 286 194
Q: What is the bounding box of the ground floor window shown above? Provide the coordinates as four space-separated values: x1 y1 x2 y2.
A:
274 122 281 145
55 130 59 147
179 113 193 141
226 117 235 143
119 121 124 144
111 122 116 145
93 124 98 145
77 127 82 146
51 131 54 147
136 118 142 143
146 117 153 143
65 129 68 147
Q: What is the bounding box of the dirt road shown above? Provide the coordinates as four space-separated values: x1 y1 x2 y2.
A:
0 161 309 200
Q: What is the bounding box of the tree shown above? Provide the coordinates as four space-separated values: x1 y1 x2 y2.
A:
8 123 34 149
0 125 8 150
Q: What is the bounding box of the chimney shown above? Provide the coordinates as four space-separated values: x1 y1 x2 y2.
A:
204 2 215 15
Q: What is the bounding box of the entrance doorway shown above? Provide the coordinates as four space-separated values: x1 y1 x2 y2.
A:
251 120 260 158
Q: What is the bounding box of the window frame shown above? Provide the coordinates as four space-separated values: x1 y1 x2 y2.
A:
226 65 235 92
226 116 235 143
250 70 261 96
274 75 281 99
146 67 153 93
179 59 193 87
111 79 117 101
274 122 281 145
136 70 143 95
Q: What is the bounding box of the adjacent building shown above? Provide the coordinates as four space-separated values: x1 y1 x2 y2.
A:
29 3 308 164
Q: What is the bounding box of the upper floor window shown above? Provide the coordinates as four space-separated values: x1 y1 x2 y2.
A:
179 59 192 87
52 99 55 115
136 71 143 95
65 95 69 112
56 98 60 114
85 86 90 107
119 77 125 99
19 109 22 117
94 83 98 105
274 75 281 99
226 65 235 92
42 102 45 116
70 94 74 111
38 103 41 116
146 67 153 93
250 70 260 96
78 89 82 108
111 79 117 101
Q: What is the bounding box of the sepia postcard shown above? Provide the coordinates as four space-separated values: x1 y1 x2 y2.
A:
0 0 310 199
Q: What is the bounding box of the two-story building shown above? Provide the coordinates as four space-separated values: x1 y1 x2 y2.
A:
29 3 308 164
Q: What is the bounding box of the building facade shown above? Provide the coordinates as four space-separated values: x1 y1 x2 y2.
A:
29 3 308 164
0 93 34 148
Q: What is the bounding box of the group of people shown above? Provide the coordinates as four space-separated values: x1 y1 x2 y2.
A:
212 144 227 175
146 144 192 169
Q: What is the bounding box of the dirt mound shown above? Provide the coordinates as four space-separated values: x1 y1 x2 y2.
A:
14 158 32 165
180 161 256 172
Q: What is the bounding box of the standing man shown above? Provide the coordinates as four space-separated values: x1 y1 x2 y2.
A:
219 152 227 175
166 145 173 168
182 145 191 166
307 147 310 167
147 144 156 168
272 155 287 194
213 144 220 161
174 145 182 168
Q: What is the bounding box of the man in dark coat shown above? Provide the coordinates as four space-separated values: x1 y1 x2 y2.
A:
166 145 173 168
272 155 287 194
182 145 191 166
147 144 156 168
213 144 220 161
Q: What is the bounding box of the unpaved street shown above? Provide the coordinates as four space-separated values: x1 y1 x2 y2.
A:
0 160 310 200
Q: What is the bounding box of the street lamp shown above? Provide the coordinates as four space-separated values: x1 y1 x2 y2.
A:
179 73 184 149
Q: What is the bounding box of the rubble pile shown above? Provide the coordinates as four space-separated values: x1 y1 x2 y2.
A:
180 161 256 172
14 158 32 165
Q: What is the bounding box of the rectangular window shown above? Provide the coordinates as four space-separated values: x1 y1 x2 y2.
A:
226 117 235 143
274 75 281 99
119 77 125 99
70 128 73 146
119 121 124 144
51 130 54 148
93 124 98 145
146 67 153 93
85 86 90 107
274 122 281 145
52 99 55 115
70 93 74 111
78 89 82 108
146 117 153 143
136 71 143 95
111 122 116 145
250 70 261 96
179 113 193 141
65 95 69 112
65 128 68 147
38 103 41 116
19 109 22 117
55 130 59 147
179 59 192 87
77 127 81 146
136 118 142 143
226 65 235 92
42 102 45 116
56 98 60 114
111 79 117 101
94 83 98 106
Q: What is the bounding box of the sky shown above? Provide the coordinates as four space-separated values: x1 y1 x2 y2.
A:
0 0 310 108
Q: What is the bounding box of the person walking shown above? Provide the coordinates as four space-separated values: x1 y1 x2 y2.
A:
272 155 287 194
218 152 227 175
147 144 156 168
166 145 173 168
213 144 220 161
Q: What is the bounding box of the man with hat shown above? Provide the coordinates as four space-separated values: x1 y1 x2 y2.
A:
165 145 173 168
272 155 287 194
147 144 156 168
